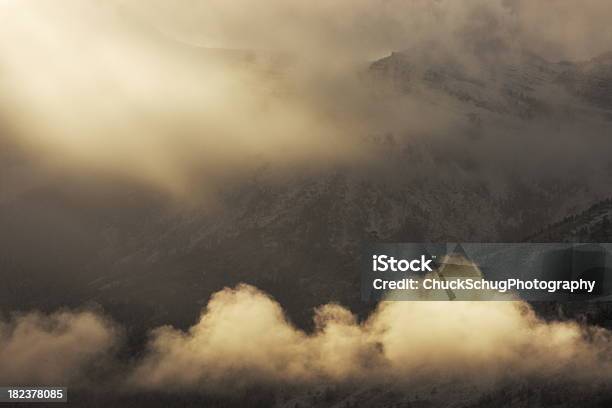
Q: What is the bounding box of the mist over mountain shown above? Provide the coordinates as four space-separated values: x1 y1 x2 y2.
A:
2 44 612 331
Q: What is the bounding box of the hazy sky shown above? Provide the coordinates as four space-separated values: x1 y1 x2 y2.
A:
122 0 612 61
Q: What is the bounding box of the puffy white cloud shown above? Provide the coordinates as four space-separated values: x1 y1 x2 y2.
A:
130 284 612 391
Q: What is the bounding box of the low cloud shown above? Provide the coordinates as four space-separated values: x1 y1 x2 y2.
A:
0 310 118 385
1 286 610 393
130 284 612 392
